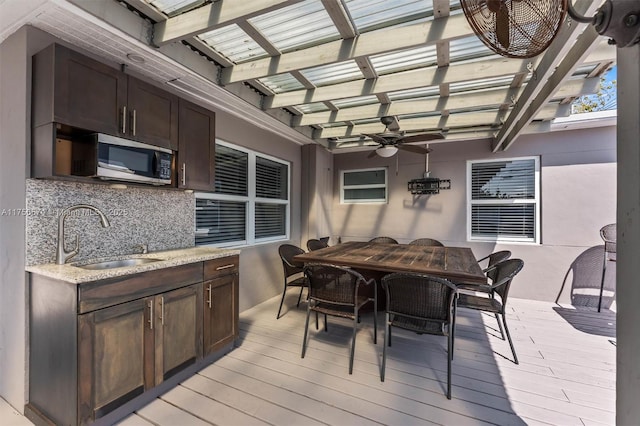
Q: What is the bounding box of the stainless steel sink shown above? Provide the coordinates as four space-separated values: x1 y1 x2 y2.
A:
75 257 162 270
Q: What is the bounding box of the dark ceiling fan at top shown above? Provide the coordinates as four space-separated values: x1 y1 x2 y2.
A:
364 116 444 158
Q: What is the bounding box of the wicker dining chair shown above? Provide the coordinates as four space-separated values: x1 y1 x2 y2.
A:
301 263 377 374
598 223 616 312
369 236 399 244
381 273 458 399
457 258 524 364
306 238 329 251
457 250 511 292
276 244 308 319
408 238 444 247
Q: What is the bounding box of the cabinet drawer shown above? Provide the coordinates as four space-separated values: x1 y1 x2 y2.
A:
79 262 203 314
204 256 238 280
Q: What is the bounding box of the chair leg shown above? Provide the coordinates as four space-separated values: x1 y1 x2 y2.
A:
301 306 312 358
598 253 607 312
501 313 518 364
315 311 319 330
276 287 287 319
381 312 389 381
324 314 328 332
451 303 457 358
296 286 304 307
349 313 357 374
495 313 505 340
446 331 452 399
373 301 377 345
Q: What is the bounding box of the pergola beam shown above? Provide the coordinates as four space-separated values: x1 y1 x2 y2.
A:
295 78 599 126
221 13 472 84
491 0 604 152
153 0 304 46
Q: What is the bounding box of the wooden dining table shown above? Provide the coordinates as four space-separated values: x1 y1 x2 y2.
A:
294 241 486 285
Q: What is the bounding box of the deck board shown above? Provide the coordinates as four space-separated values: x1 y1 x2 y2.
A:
6 294 616 426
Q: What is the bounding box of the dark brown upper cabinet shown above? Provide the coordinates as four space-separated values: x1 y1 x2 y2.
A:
32 44 178 150
178 99 216 191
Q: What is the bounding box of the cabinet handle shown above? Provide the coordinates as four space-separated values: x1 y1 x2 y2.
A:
160 296 165 326
131 109 137 136
147 299 153 330
121 106 127 134
216 264 235 271
181 163 186 186
207 284 212 308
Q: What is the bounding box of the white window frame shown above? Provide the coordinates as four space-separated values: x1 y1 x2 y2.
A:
466 156 540 244
340 167 388 204
196 140 290 248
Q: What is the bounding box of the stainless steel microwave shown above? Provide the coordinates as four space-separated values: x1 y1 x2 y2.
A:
87 133 173 185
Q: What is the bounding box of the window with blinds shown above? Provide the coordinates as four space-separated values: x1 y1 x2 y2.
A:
467 157 539 243
340 167 387 203
196 141 290 247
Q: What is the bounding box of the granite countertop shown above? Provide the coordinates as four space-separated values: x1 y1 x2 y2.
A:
26 246 240 284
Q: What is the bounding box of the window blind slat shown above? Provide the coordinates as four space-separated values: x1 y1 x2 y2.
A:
215 145 248 195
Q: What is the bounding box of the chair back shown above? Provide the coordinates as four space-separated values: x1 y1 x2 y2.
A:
600 223 616 254
369 236 398 244
490 259 524 303
303 264 367 306
408 238 444 247
307 238 329 251
484 250 511 282
278 244 305 277
382 273 457 327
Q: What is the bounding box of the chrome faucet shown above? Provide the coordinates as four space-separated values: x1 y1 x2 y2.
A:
56 204 111 265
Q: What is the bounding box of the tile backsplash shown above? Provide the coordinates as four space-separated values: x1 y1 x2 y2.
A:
26 179 195 265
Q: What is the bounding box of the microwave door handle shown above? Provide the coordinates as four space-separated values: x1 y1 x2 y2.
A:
152 152 159 176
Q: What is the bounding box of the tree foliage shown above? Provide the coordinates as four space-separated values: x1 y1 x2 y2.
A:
572 75 617 113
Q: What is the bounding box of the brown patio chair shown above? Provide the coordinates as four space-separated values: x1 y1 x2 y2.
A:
456 250 511 292
369 236 398 244
598 223 616 312
408 238 444 247
457 258 524 364
380 273 458 399
306 238 329 251
301 263 377 374
277 244 308 319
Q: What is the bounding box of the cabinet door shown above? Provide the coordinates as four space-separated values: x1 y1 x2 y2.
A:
78 297 154 424
154 283 203 385
49 44 127 135
178 99 215 191
127 77 179 150
203 273 238 355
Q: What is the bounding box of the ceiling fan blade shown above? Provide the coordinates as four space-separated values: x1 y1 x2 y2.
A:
397 144 431 154
398 133 444 144
496 3 510 49
363 133 391 144
367 149 379 158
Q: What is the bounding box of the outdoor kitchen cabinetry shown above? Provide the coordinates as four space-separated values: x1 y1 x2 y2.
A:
178 99 216 191
26 257 237 426
32 43 178 150
203 256 239 355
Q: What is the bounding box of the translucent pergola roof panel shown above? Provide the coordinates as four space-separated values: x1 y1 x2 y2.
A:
345 0 435 33
295 102 331 114
573 64 598 77
450 76 516 93
198 25 269 64
258 73 307 94
388 86 441 101
330 95 379 109
369 45 438 75
300 61 363 87
449 36 496 63
144 0 204 16
249 0 341 53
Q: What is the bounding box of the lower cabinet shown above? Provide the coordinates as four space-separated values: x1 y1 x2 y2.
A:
27 256 238 426
203 256 239 355
78 297 154 424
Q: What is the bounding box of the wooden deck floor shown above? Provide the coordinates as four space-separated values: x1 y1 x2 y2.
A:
2 293 616 425
120 293 616 426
